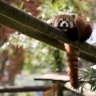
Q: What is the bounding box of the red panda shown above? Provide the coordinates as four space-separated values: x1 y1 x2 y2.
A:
52 14 92 88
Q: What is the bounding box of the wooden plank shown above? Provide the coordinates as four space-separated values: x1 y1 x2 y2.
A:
34 73 69 82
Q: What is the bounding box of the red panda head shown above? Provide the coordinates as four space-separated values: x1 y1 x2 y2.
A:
52 14 77 32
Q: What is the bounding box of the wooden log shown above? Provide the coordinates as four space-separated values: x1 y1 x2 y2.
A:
0 13 95 64
0 86 51 93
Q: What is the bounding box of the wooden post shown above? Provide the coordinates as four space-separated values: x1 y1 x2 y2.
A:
57 83 63 96
52 81 64 96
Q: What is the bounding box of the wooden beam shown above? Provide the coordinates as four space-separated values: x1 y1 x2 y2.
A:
0 14 64 51
0 86 51 93
0 12 96 63
0 85 84 95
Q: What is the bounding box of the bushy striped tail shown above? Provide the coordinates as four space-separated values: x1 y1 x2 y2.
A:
65 43 79 88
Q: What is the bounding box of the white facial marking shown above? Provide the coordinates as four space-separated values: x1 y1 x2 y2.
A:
60 21 69 27
70 22 73 28
54 18 63 27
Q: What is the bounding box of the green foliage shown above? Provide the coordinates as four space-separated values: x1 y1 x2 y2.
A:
80 68 96 91
38 0 93 20
5 32 65 73
38 0 73 20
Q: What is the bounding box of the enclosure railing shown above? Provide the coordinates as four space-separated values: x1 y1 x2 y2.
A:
0 86 51 93
0 84 84 96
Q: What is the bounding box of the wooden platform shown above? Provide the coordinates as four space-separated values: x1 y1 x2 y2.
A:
34 73 69 82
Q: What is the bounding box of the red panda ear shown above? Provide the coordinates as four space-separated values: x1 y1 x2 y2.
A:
71 14 77 21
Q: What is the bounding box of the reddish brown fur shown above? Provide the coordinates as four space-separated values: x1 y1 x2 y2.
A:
76 17 92 42
52 14 92 88
65 43 79 88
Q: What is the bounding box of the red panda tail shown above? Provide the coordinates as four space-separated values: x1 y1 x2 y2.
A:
65 43 79 88
84 24 92 40
79 24 92 42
